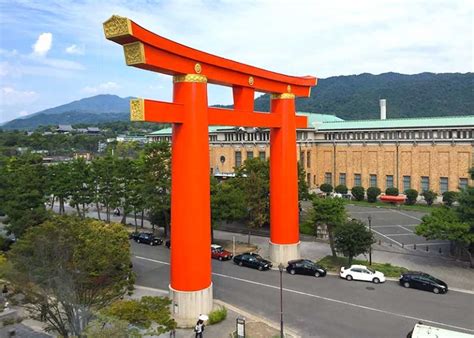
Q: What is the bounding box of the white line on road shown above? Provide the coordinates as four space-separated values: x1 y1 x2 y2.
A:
390 209 423 221
370 228 403 246
372 225 418 228
398 225 416 232
404 242 450 247
382 233 417 237
133 255 474 333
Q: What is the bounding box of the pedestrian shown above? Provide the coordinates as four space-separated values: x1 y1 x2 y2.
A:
194 318 205 337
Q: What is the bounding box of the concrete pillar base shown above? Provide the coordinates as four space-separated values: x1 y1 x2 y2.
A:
269 241 300 266
169 283 213 328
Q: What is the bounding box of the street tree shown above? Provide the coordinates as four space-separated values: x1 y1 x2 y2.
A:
306 196 347 257
334 219 375 266
91 156 122 222
235 158 270 229
46 162 72 214
416 207 474 268
69 158 94 219
2 215 133 336
298 163 310 200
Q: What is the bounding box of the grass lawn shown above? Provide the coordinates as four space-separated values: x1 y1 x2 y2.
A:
344 199 439 213
317 255 408 278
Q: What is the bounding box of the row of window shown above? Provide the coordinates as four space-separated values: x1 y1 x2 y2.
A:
324 173 469 193
324 129 474 141
224 132 270 142
300 151 312 168
234 151 266 167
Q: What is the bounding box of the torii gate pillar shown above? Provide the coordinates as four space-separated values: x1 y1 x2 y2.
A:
169 74 212 325
269 94 300 264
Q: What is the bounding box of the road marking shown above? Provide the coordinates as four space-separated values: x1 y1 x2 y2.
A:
133 255 473 333
398 225 416 232
382 233 416 237
404 242 450 247
350 211 391 214
369 228 403 246
372 224 417 228
390 209 423 221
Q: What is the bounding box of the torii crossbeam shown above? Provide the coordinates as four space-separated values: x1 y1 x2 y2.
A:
103 15 317 325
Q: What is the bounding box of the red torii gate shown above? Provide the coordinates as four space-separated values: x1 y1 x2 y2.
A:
103 15 316 325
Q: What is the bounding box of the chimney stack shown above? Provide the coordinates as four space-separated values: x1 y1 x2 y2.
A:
379 99 386 120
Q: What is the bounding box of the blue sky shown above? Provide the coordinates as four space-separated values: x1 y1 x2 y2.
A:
0 0 472 123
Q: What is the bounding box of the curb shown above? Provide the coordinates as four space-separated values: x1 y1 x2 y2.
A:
133 284 301 337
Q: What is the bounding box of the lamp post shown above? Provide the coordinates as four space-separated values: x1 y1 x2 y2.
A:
368 215 372 265
278 263 284 338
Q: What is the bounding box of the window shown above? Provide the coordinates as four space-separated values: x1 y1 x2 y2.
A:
325 172 332 185
235 151 242 168
300 151 305 165
386 175 394 188
307 151 311 168
421 176 429 192
247 151 254 160
339 173 346 185
313 175 316 185
370 174 377 188
354 174 361 186
403 176 411 191
459 178 468 190
307 173 311 186
440 177 448 193
259 151 266 160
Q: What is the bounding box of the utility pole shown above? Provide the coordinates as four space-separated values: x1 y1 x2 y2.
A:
368 215 372 265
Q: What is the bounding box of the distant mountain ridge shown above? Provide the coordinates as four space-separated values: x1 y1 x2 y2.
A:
2 72 473 130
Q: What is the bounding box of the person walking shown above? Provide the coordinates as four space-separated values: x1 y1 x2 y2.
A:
194 319 205 338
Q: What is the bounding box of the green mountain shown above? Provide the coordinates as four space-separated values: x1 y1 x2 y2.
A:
2 72 472 130
254 72 473 120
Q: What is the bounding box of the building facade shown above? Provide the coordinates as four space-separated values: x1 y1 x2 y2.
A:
148 114 474 194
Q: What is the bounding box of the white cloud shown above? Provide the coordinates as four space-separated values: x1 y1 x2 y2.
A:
82 81 120 94
0 87 39 106
18 110 29 117
32 33 53 57
65 44 84 55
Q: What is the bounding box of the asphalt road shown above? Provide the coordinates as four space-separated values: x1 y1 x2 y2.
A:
131 242 474 338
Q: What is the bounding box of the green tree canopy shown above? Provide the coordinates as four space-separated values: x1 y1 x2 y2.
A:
2 216 133 336
334 219 375 266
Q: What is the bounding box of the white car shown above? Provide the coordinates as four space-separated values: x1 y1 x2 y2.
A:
340 264 386 284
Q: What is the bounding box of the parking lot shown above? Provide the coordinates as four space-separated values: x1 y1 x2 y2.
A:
346 205 450 254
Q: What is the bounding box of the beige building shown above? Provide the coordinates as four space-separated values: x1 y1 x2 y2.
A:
149 113 474 194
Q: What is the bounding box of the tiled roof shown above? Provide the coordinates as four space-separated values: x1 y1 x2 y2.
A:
317 115 474 130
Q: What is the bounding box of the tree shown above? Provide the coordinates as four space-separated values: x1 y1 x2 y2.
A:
335 184 348 194
442 191 458 206
210 176 246 241
235 158 270 229
2 216 133 336
141 142 171 236
306 197 347 257
351 186 365 201
319 183 333 195
92 156 122 222
404 189 418 205
422 190 437 206
69 158 94 219
366 187 381 203
298 163 310 200
45 162 72 214
334 219 375 266
0 153 49 237
101 296 176 335
385 187 399 196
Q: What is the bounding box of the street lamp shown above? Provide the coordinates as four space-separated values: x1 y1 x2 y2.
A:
278 263 284 338
368 215 372 265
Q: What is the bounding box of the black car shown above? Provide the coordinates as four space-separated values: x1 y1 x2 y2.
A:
399 271 448 294
133 232 163 246
286 259 327 277
233 252 272 271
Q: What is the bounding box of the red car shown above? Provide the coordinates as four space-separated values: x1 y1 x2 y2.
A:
211 244 233 261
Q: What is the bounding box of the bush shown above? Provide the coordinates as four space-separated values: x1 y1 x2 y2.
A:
422 190 437 206
335 184 348 194
442 191 458 206
319 183 333 194
208 306 227 325
404 189 418 205
351 186 365 201
367 187 381 203
385 187 399 196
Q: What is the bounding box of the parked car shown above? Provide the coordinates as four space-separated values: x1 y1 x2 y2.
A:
286 259 327 277
211 244 233 261
399 271 448 294
133 232 163 246
340 264 386 284
233 252 272 271
165 239 171 248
